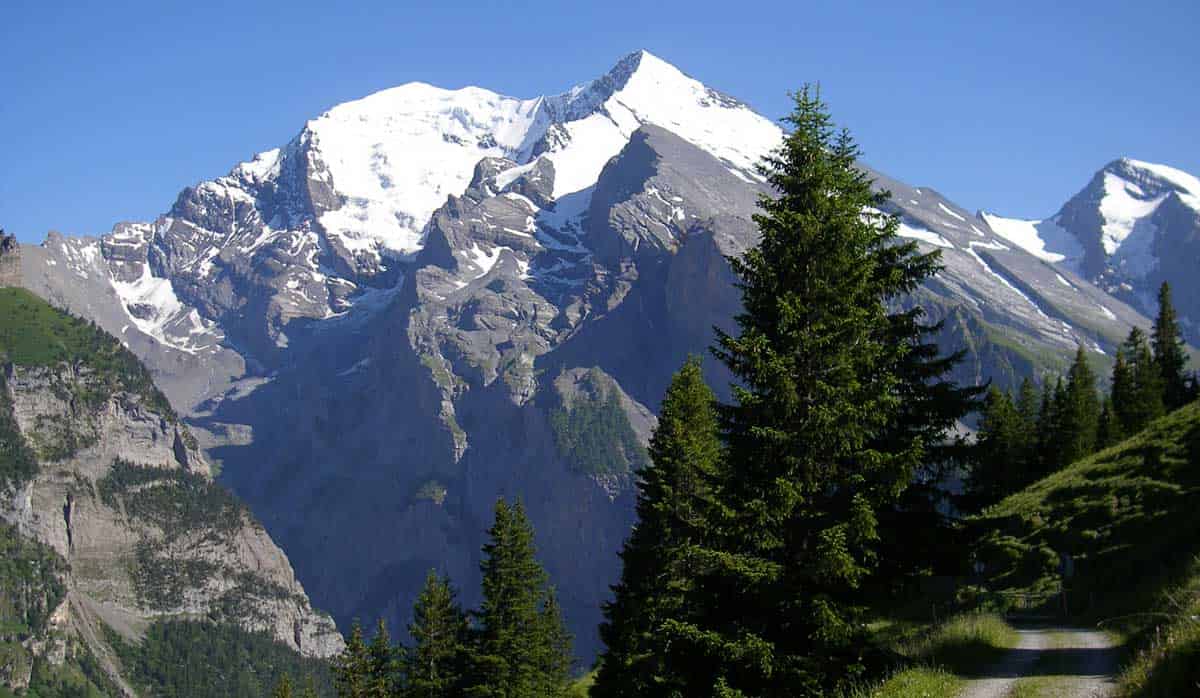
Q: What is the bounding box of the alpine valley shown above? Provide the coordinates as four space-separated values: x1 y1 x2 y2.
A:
5 50 1199 672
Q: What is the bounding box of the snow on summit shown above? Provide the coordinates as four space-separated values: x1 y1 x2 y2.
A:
305 50 782 258
309 84 544 257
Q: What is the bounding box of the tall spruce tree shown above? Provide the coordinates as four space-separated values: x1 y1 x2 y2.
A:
1060 346 1100 466
466 499 571 698
660 85 935 695
404 570 470 697
1152 282 1191 409
593 357 722 697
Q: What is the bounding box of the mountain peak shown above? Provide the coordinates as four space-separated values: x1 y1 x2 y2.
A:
1109 157 1200 201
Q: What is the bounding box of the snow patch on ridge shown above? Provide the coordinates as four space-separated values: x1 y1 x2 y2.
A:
111 264 221 353
981 212 1083 266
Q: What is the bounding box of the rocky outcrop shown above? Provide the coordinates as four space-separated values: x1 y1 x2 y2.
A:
0 295 342 693
0 232 19 287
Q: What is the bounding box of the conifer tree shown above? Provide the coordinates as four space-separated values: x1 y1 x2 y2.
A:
366 619 397 697
1015 377 1040 457
334 620 370 698
466 499 571 697
536 587 572 696
668 85 934 695
968 387 1024 507
1111 348 1134 433
1035 379 1062 477
593 357 722 697
404 570 470 697
1116 328 1165 433
1096 396 1120 449
1152 282 1191 409
1060 346 1100 466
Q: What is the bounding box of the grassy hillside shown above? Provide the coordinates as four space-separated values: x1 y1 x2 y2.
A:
973 401 1200 616
972 401 1200 695
0 287 175 420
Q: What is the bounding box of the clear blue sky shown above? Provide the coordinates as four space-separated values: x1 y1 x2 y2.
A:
3 0 1198 243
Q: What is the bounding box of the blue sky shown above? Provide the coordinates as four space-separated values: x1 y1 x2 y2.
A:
3 0 1197 242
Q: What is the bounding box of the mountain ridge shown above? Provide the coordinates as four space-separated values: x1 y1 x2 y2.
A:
11 51 1176 661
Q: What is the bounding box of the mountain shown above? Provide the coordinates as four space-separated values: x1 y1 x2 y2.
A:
0 281 341 694
983 157 1200 341
12 50 1165 660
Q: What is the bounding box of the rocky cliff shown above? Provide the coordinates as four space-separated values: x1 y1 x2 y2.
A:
0 287 341 694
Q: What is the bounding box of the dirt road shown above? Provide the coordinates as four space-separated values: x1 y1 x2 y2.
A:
958 626 1121 698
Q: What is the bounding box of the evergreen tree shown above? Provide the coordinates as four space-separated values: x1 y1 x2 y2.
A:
1111 348 1134 434
334 620 370 698
671 85 934 695
968 386 1026 507
1015 377 1040 460
536 587 572 696
367 619 397 697
1035 379 1062 477
593 357 722 697
1060 346 1100 466
1152 282 1191 409
1116 328 1165 433
1096 396 1120 450
301 676 319 698
466 499 571 697
272 675 294 698
404 570 470 698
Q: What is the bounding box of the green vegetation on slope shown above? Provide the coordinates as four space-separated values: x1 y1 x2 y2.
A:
973 401 1200 617
0 522 66 641
0 371 38 493
0 287 175 420
98 459 244 541
1115 555 1200 696
549 369 648 475
109 620 334 698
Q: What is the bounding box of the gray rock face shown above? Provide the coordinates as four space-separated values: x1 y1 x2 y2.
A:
0 232 19 287
15 52 1175 663
0 359 344 672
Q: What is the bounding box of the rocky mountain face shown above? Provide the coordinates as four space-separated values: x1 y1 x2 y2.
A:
15 51 1167 660
983 158 1200 341
0 286 341 694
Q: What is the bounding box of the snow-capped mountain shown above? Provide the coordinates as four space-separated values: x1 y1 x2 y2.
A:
983 157 1200 338
14 50 1166 660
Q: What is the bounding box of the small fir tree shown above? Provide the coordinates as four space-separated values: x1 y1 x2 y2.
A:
404 570 470 697
367 619 397 697
1152 282 1191 409
593 357 722 697
1060 346 1100 466
466 499 571 697
334 620 370 698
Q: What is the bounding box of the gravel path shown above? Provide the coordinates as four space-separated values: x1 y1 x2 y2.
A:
958 627 1121 698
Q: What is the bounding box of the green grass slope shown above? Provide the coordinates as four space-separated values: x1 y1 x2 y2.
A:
972 401 1200 696
0 287 175 419
974 401 1200 616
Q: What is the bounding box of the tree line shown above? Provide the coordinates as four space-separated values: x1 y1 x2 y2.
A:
968 282 1195 509
287 499 571 698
